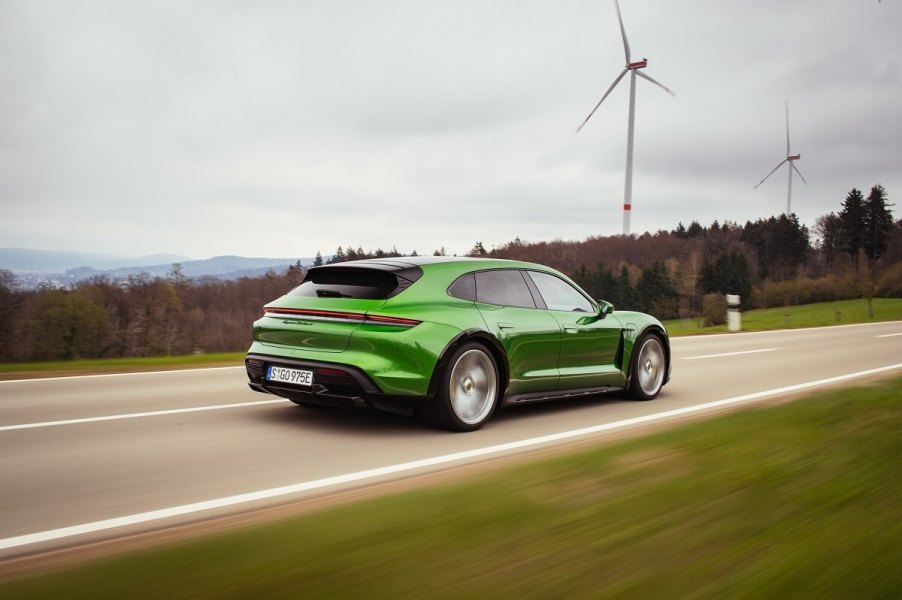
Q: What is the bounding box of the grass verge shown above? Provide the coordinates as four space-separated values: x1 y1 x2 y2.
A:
2 377 900 598
663 297 902 335
0 352 245 380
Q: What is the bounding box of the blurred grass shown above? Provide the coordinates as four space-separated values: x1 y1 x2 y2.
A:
663 297 902 335
2 298 900 379
0 352 245 379
2 376 900 598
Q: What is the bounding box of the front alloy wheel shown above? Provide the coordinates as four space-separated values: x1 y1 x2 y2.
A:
628 333 666 400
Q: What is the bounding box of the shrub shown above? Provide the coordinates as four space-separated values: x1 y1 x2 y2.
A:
877 263 902 297
702 293 727 326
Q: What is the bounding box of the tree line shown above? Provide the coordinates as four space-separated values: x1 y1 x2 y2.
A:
0 186 897 362
0 264 304 363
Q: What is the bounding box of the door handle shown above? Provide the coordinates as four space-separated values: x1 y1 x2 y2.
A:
497 322 515 330
562 324 578 334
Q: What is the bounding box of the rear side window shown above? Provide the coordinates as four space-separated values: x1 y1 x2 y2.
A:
474 270 536 308
289 268 406 300
448 273 476 301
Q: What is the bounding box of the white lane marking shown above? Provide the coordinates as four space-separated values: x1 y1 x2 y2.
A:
0 400 284 432
684 348 777 360
876 332 902 338
0 366 244 385
2 362 900 552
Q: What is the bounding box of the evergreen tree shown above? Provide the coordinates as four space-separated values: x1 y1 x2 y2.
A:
863 184 894 264
286 260 304 287
838 188 866 270
813 213 841 272
329 246 346 264
686 220 704 238
469 242 487 257
741 214 808 280
636 262 678 317
699 250 752 305
313 251 323 266
612 265 638 309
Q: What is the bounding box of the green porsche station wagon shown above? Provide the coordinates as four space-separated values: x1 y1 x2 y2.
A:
246 256 670 431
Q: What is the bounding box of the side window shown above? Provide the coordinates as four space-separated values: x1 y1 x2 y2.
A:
448 273 476 301
475 270 536 309
526 271 595 313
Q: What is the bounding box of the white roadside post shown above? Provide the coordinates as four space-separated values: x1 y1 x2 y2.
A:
726 294 741 332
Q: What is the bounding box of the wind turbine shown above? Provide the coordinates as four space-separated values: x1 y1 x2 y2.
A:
576 0 674 236
754 102 807 215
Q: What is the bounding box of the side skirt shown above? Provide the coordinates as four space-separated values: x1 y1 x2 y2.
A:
502 386 622 407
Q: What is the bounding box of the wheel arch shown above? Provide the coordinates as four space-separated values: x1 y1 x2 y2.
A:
426 329 509 402
625 325 671 388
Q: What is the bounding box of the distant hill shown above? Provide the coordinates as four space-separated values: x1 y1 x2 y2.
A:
1 248 313 288
0 248 192 273
65 255 307 280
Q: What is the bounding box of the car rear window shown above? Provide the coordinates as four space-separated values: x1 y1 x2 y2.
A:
289 267 411 300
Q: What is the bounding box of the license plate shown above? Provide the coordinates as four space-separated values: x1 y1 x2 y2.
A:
267 366 313 386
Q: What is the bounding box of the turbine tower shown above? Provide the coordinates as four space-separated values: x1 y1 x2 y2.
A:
577 0 674 236
754 102 807 215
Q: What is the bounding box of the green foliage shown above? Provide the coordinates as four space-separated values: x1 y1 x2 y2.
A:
752 274 863 308
814 212 842 271
0 269 20 359
635 261 677 316
665 298 902 334
741 213 810 280
31 287 108 360
702 292 727 326
864 184 894 263
468 241 488 256
839 188 866 269
877 262 902 297
699 250 752 306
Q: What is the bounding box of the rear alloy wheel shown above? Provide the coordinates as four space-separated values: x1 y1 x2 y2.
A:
628 333 666 400
427 343 500 431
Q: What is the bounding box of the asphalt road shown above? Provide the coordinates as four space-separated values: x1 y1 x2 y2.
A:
2 321 901 559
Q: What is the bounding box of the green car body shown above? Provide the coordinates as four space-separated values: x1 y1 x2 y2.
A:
246 256 670 430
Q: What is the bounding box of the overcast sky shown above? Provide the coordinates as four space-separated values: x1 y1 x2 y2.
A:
1 0 900 260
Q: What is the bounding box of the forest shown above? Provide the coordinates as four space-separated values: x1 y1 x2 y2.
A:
0 185 898 362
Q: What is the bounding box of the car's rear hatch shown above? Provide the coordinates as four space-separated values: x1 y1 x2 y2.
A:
255 262 422 352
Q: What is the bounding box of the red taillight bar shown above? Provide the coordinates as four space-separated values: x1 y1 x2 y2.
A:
264 307 420 327
265 307 365 321
365 314 422 326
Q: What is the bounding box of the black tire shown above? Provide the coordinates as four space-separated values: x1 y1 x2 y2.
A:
627 333 666 401
422 342 500 431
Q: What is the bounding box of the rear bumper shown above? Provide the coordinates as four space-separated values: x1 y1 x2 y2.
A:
245 353 429 416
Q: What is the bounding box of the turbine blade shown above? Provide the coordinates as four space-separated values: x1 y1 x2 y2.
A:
614 0 631 63
785 102 791 154
791 162 807 185
754 159 788 189
636 70 675 97
576 69 628 133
